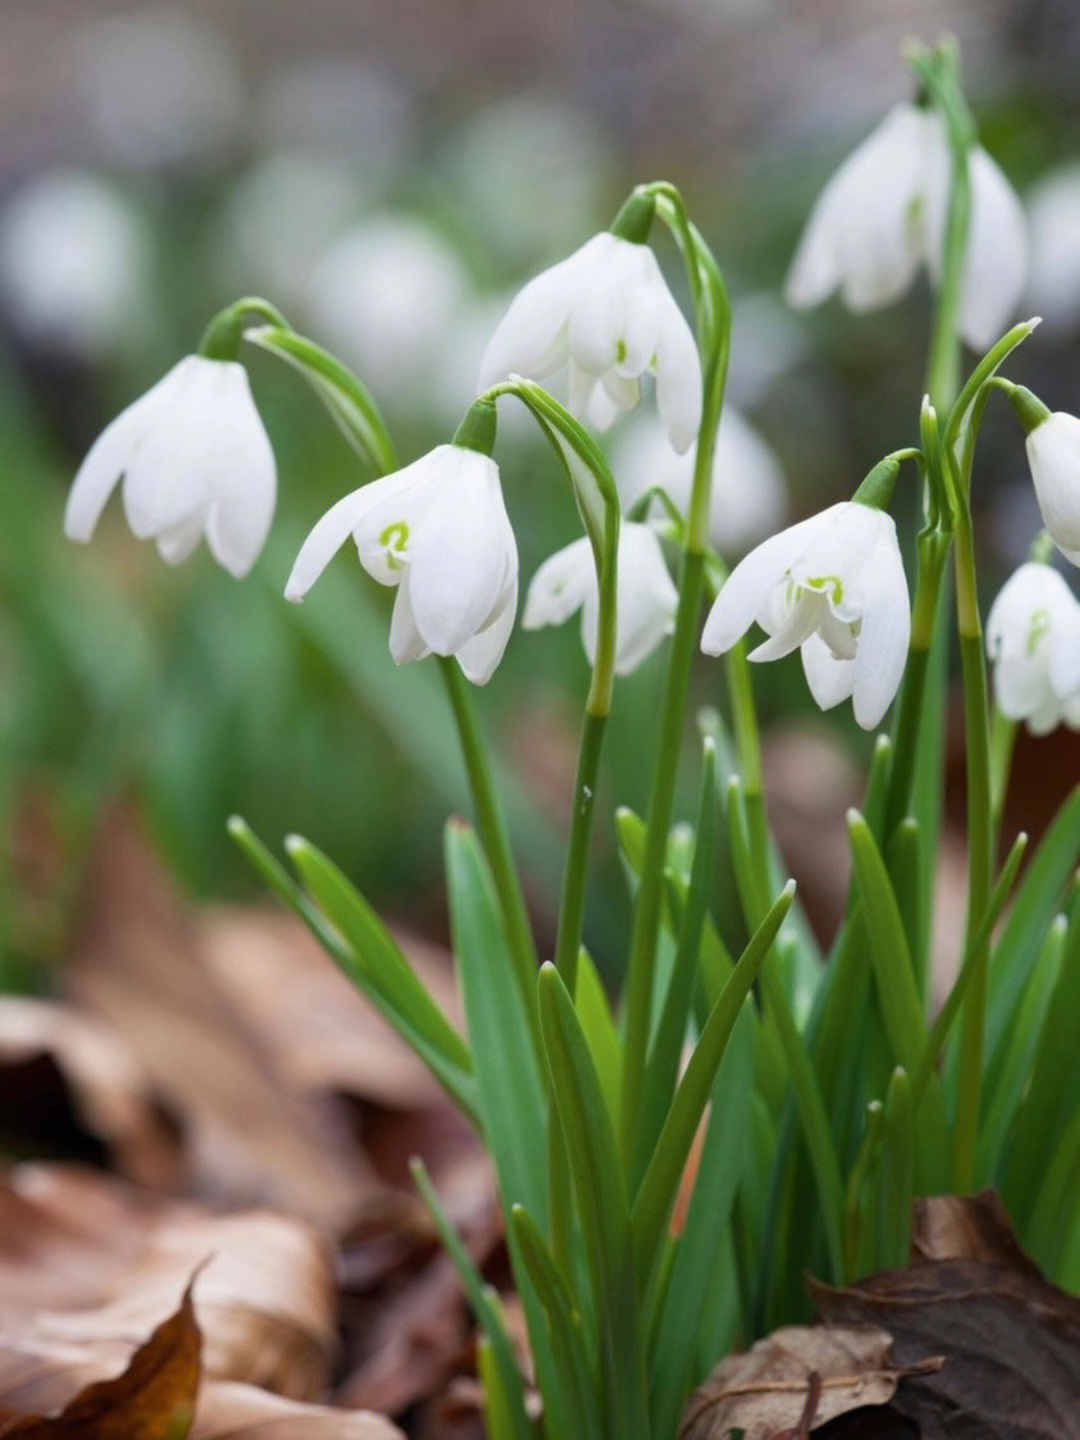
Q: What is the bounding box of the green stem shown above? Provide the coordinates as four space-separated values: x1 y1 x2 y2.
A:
438 657 542 1058
951 504 994 1190
619 548 708 1169
553 710 608 994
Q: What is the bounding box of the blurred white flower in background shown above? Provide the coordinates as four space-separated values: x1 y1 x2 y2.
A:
447 96 614 270
523 522 678 675
0 170 156 359
701 501 910 730
479 233 701 451
69 6 246 171
64 356 276 578
786 101 1027 350
286 445 517 684
1023 410 1080 566
986 562 1080 734
1023 164 1080 336
609 406 788 556
725 292 809 411
257 56 416 179
211 149 364 313
301 214 474 411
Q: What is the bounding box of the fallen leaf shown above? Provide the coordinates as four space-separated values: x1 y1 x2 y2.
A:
0 1276 201 1440
0 1163 337 1404
0 995 181 1186
678 1325 936 1440
811 1191 1080 1438
190 1380 402 1439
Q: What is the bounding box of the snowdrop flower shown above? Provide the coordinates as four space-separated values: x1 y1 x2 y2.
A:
479 232 701 452
987 563 1080 734
64 355 276 578
1023 164 1080 336
523 521 677 675
701 502 910 730
286 445 517 684
610 406 788 556
1025 411 1080 565
786 102 1027 350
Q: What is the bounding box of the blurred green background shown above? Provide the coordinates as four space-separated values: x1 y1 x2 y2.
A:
4 0 1080 990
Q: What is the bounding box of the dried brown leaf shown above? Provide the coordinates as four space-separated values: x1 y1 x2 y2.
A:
190 1380 402 1439
0 1164 337 1403
810 1191 1080 1438
0 1277 201 1440
679 1325 936 1440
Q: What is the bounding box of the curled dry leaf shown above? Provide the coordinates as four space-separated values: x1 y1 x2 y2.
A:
191 1379 402 1439
810 1191 1080 1438
0 1164 337 1406
0 995 181 1188
678 1324 937 1440
0 1276 201 1440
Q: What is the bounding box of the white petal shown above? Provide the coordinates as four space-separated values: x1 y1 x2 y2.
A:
456 571 518 684
388 584 430 666
523 537 593 629
477 254 576 388
1028 414 1080 562
786 105 930 313
700 509 836 655
63 375 163 541
197 367 277 577
406 451 513 654
800 634 856 710
155 515 204 565
566 234 632 374
611 522 677 673
848 527 910 729
956 147 1028 349
285 486 376 601
653 299 702 454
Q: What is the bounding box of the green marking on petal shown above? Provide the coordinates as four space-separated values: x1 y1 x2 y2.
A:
1027 607 1051 657
380 519 410 571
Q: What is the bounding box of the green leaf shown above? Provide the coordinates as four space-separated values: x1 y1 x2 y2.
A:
975 915 1066 1184
445 822 548 1227
979 788 1080 1079
229 820 478 1120
573 947 622 1132
411 1159 533 1440
244 325 398 473
648 999 755 1438
633 881 795 1284
511 1207 603 1440
538 962 651 1440
875 1068 914 1271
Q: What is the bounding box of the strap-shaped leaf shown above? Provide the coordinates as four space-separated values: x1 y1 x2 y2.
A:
229 819 477 1119
538 962 651 1440
411 1159 533 1440
446 822 548 1227
632 880 795 1282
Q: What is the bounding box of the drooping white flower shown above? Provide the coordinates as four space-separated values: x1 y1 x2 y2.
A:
478 232 701 453
64 355 276 578
701 501 910 730
610 406 788 557
786 102 1027 350
1025 411 1080 565
285 444 517 684
986 562 1080 734
523 521 678 675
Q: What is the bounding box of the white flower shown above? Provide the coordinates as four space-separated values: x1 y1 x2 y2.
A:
64 355 276 578
522 521 678 675
610 406 788 556
478 232 701 453
786 102 1027 350
285 445 517 684
701 501 910 730
1026 411 1080 565
987 562 1080 734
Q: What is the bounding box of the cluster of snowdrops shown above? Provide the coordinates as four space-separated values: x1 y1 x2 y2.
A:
61 39 1080 1440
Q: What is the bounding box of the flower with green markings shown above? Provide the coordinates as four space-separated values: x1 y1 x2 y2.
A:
478 231 701 452
285 444 518 684
701 501 910 730
523 520 677 675
786 102 1027 350
986 561 1080 734
64 354 276 577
